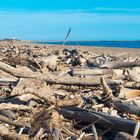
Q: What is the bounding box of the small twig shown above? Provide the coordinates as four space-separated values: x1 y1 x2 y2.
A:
92 125 98 140
18 127 25 134
62 126 79 138
52 127 60 140
33 127 44 140
77 132 85 140
101 128 111 136
79 117 101 131
29 54 44 73
133 121 140 137
60 28 71 55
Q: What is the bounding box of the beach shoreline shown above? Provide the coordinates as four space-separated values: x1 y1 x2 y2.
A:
16 41 140 58
0 40 139 58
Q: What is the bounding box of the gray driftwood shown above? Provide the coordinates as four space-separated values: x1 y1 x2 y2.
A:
100 61 140 69
0 61 120 86
59 107 137 134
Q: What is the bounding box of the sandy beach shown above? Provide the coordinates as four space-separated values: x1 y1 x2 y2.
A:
0 0 140 139
0 40 140 139
12 40 140 58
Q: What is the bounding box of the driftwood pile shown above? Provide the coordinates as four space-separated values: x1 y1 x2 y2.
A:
0 42 140 140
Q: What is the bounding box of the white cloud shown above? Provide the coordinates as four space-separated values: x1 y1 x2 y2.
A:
0 7 140 15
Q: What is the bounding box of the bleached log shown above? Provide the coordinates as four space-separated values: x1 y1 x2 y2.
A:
100 61 140 69
100 77 113 103
0 61 120 86
35 55 58 71
123 82 140 90
72 68 113 76
72 68 113 78
112 69 124 79
119 87 140 98
16 93 40 102
56 96 83 107
0 103 33 111
132 67 140 74
127 70 140 82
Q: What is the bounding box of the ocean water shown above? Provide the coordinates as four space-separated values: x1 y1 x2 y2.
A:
37 41 140 48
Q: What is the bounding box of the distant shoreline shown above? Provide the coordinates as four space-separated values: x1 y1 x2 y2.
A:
0 40 139 58
36 40 140 42
36 40 140 49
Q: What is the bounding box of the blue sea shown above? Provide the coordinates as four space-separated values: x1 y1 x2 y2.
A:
37 41 140 49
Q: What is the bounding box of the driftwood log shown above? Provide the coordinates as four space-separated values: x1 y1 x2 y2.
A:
123 82 140 90
100 61 140 69
127 70 140 82
119 87 140 98
72 68 113 76
0 114 30 127
0 103 33 111
0 61 120 86
100 77 140 117
114 101 140 117
0 132 30 140
59 107 137 134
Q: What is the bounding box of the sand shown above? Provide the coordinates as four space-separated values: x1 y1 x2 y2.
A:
15 41 140 58
1 40 140 58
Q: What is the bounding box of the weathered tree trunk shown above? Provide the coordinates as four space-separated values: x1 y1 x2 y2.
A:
100 61 140 69
123 82 140 90
114 101 140 117
72 68 113 76
119 87 140 98
127 70 140 82
0 61 120 86
58 107 136 134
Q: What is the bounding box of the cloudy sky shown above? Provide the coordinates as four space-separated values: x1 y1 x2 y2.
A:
0 0 140 41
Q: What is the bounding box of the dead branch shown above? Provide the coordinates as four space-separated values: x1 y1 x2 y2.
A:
0 103 33 111
0 114 30 127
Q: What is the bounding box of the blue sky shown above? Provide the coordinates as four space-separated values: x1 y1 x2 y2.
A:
0 0 140 41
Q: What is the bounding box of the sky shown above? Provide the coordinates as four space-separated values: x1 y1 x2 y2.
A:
0 0 140 41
